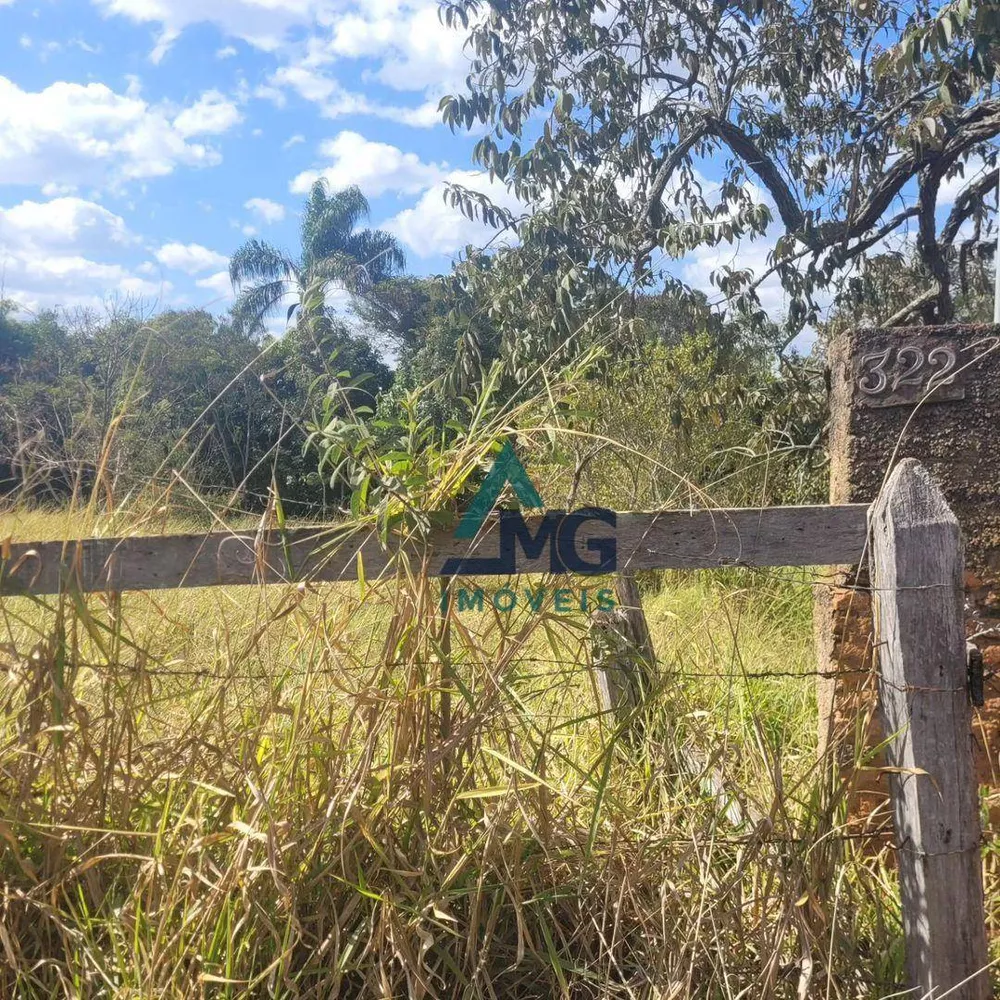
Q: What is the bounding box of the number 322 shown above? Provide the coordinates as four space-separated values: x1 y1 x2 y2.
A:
857 345 957 396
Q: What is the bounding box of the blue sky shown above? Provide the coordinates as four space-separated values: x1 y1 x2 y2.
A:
0 0 523 326
0 1 982 341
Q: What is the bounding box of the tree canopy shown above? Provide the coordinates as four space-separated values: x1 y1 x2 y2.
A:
230 181 406 336
441 0 1000 341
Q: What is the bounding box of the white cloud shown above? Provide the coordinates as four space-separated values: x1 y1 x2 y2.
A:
244 197 286 223
0 76 240 190
264 64 443 127
32 37 102 58
385 169 525 258
319 2 471 94
283 133 305 148
195 270 234 300
149 26 180 64
118 273 172 297
216 45 238 59
389 99 443 128
92 0 469 91
41 182 78 197
172 90 242 137
0 197 134 251
269 64 337 104
290 131 446 198
93 1 466 125
93 0 320 56
154 241 229 274
0 196 166 310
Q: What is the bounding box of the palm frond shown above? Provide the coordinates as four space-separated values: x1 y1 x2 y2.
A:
307 252 363 291
325 185 371 235
301 183 372 270
229 240 298 288
342 230 407 286
231 279 293 335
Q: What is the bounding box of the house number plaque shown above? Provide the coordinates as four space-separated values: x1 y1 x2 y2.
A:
854 335 967 408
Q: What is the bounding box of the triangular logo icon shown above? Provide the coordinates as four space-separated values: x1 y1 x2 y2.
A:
455 440 543 539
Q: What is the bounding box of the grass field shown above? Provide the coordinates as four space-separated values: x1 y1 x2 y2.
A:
0 507 984 998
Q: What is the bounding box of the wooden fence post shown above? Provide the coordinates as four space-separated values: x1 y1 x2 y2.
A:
870 459 989 1000
589 573 656 739
613 573 655 668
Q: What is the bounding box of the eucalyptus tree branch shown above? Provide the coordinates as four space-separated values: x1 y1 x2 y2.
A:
829 206 921 267
916 163 952 320
941 167 1000 247
642 123 710 229
856 85 936 143
704 116 805 232
829 99 1000 246
879 287 939 328
444 0 1000 344
742 204 920 314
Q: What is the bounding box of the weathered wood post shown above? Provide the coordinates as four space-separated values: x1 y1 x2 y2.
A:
613 573 655 667
870 459 989 1000
818 323 1000 805
588 569 658 736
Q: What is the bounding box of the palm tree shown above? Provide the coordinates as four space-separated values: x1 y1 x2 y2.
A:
229 181 405 336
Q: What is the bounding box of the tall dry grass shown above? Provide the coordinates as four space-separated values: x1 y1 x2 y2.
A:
0 335 987 999
0 501 918 998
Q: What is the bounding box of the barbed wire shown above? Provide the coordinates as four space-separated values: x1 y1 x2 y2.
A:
0 653 879 683
5 649 982 700
39 664 974 696
0 810 896 851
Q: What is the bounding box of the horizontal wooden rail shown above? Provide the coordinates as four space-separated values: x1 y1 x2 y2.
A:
0 504 870 596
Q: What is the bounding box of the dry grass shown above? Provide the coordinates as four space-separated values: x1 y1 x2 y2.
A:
0 503 929 999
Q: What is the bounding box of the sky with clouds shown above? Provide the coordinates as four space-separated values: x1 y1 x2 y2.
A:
0 0 980 337
0 0 528 320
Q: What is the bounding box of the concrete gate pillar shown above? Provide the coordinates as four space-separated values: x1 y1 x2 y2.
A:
817 323 1000 812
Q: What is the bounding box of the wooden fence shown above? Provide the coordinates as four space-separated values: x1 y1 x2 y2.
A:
0 460 991 999
0 503 868 595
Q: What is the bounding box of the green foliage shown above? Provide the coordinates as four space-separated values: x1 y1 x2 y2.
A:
307 364 529 538
358 270 508 426
441 0 1000 335
356 268 826 508
230 181 405 336
0 302 388 511
308 381 461 536
353 275 447 356
446 239 635 383
533 333 826 511
0 182 403 507
817 247 997 348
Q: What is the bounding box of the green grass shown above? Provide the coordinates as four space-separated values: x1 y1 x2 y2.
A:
0 508 935 998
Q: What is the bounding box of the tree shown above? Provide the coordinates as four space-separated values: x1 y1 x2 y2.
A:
817 246 996 348
353 276 444 357
357 271 503 426
0 306 83 498
229 181 406 336
441 0 1000 340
